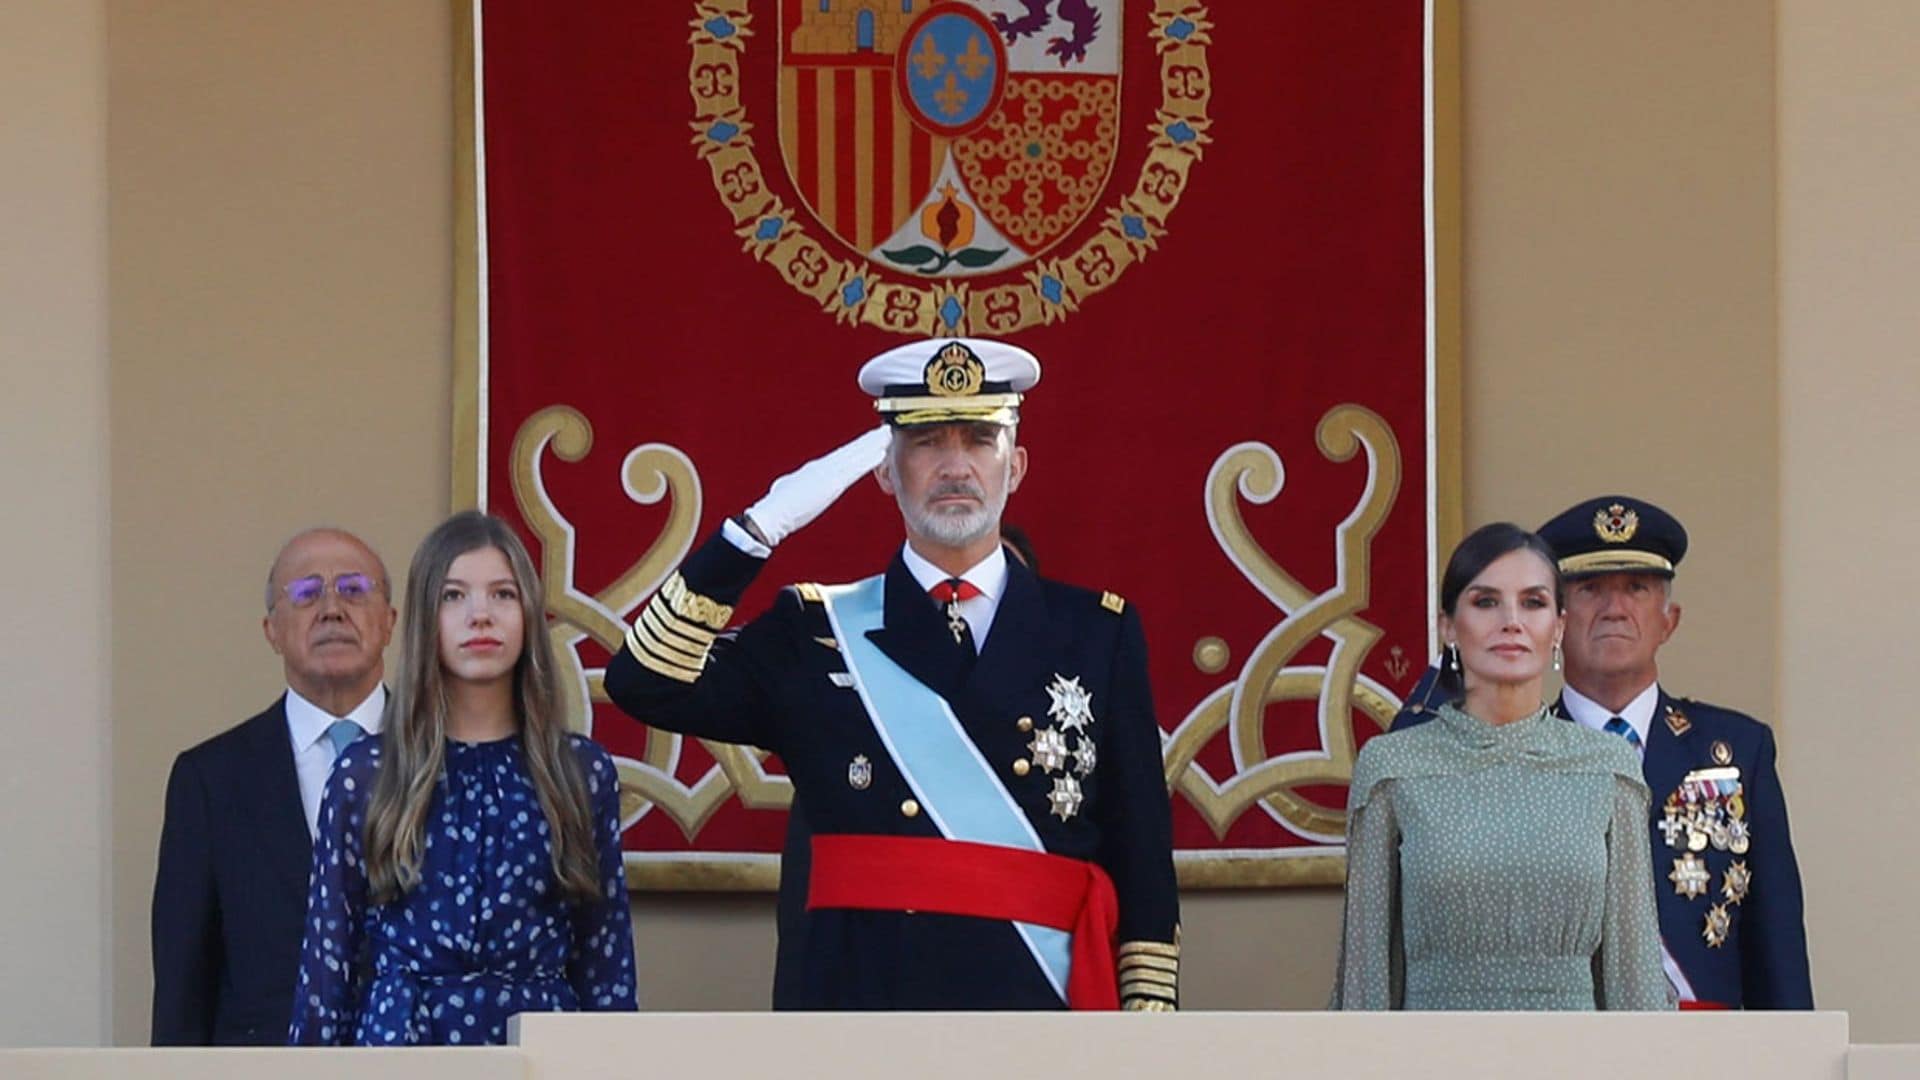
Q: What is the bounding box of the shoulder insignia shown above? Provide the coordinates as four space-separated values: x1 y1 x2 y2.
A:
793 582 824 604
1100 591 1126 615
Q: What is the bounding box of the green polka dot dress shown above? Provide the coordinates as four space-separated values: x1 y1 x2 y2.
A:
1331 702 1673 1010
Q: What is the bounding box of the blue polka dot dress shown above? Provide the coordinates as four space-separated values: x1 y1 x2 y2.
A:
1331 703 1672 1011
287 733 637 1045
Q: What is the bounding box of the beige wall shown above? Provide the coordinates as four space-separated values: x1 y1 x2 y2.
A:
0 0 111 1047
105 0 452 1045
1459 2 1779 719
1778 0 1920 1045
1 0 1893 1048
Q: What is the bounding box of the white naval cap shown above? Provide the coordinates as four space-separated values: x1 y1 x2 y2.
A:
856 338 1042 427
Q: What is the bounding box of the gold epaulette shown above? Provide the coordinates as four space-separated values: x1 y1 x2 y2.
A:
1100 591 1126 614
793 582 824 604
625 572 731 684
1117 937 1179 1011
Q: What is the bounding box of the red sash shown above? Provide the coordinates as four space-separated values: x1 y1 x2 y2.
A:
806 834 1121 1010
1678 1000 1729 1011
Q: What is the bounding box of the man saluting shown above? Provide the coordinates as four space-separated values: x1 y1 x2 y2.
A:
604 337 1179 1011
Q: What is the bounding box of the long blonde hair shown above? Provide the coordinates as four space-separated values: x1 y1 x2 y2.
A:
363 510 601 905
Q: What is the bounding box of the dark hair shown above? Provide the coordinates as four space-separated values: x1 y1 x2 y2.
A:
1439 521 1563 615
1000 523 1038 573
1419 522 1563 707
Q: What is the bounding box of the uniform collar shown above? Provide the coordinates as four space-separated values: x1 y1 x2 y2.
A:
899 540 1008 603
1560 679 1659 746
284 683 387 751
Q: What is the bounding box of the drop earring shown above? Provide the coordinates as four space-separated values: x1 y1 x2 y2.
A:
1552 642 1563 671
1446 642 1461 674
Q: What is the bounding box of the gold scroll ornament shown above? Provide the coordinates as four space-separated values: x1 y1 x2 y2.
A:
509 405 792 889
686 2 1214 336
511 403 1406 890
1163 405 1404 887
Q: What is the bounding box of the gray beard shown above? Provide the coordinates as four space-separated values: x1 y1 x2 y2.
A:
895 467 1010 549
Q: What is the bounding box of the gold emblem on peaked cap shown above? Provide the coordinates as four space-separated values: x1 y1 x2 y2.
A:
924 341 986 398
1593 502 1641 543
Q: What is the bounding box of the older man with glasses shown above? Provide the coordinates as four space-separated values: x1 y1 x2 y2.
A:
150 528 396 1044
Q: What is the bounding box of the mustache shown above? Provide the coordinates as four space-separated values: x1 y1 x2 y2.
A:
929 481 984 500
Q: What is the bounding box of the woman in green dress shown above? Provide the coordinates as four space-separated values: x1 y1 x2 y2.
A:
1331 523 1671 1010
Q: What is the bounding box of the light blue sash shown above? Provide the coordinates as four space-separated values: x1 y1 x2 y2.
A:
818 575 1072 1003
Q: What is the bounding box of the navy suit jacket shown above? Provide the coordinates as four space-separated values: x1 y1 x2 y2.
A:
1388 672 1813 1008
603 532 1179 1010
151 697 314 1044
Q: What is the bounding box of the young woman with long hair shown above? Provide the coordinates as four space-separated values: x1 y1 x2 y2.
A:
289 511 636 1044
1330 522 1670 1011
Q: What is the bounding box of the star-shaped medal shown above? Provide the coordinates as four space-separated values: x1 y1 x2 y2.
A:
1722 860 1752 905
1669 853 1711 899
1703 903 1732 948
1071 734 1096 778
1028 726 1070 774
1047 775 1084 821
1046 674 1096 733
1727 817 1751 854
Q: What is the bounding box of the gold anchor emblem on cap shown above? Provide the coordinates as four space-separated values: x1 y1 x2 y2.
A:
924 341 985 397
1593 502 1640 543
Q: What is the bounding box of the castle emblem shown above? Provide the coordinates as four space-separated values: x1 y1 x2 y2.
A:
689 2 1216 336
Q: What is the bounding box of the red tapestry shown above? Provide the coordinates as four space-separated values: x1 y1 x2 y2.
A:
462 0 1445 889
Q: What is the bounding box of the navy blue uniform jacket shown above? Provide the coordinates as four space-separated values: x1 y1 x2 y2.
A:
603 532 1179 1010
1391 672 1812 1008
151 698 315 1043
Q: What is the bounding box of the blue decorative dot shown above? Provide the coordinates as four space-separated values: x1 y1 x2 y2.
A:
1167 121 1196 144
939 297 963 328
1166 18 1195 41
841 279 867 306
1121 215 1147 240
705 17 736 39
755 217 784 242
1040 276 1064 304
707 120 740 144
1026 142 1043 159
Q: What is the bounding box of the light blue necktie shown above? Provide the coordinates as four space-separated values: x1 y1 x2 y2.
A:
1604 715 1644 752
325 719 363 758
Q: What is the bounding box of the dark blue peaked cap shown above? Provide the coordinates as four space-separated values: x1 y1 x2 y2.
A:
1537 495 1688 579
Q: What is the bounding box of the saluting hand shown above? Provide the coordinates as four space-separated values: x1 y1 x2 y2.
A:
740 424 892 548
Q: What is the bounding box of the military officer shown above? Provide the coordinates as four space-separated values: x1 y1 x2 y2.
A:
602 337 1180 1011
1391 497 1812 1009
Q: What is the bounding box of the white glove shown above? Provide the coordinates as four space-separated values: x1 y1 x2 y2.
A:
741 424 892 548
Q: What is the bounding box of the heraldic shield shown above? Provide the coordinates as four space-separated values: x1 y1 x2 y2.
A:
778 0 1123 278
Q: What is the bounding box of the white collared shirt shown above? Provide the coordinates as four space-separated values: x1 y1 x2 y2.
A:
899 541 1009 654
1561 680 1660 752
284 684 387 839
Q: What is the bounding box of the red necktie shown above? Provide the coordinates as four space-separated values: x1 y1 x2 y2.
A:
929 578 981 646
928 579 982 605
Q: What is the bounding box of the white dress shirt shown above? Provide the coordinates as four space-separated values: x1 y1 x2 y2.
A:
1560 678 1695 1002
284 684 387 839
1561 680 1659 748
899 541 1010 653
